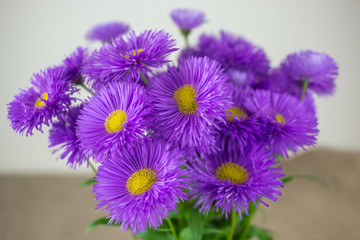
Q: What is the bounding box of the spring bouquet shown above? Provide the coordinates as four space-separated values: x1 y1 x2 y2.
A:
7 8 338 240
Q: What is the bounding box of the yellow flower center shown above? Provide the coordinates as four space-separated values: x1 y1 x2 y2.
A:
275 113 286 124
215 162 249 184
126 168 157 195
34 92 49 108
104 110 127 133
226 107 248 122
174 84 197 114
125 49 144 59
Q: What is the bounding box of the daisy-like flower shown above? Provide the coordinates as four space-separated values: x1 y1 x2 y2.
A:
181 31 270 87
77 81 153 162
86 22 130 42
7 67 77 136
62 47 88 84
219 87 271 147
281 50 339 96
149 57 232 155
188 140 284 218
49 106 87 169
84 29 177 90
93 139 189 233
245 89 319 157
170 8 205 31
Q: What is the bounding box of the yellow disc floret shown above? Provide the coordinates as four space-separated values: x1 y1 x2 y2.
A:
275 113 286 124
215 162 249 184
125 49 144 59
34 92 49 108
126 168 157 195
104 110 127 133
226 107 248 122
174 84 197 114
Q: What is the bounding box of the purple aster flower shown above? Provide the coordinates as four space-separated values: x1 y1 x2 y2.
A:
84 29 177 90
245 89 319 157
170 8 205 31
77 81 154 162
281 50 339 96
7 67 77 136
86 22 130 42
93 139 189 233
61 47 88 84
182 31 270 87
49 106 87 169
188 140 284 218
219 87 271 147
149 57 232 155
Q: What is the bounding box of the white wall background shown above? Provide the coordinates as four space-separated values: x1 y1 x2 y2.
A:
1 0 359 174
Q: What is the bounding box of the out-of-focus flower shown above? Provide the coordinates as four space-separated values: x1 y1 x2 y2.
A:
86 22 129 42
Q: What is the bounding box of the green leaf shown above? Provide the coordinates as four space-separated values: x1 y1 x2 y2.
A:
203 228 223 235
179 227 192 240
84 216 117 234
247 225 273 240
281 174 329 188
138 228 175 240
184 207 204 240
78 178 97 187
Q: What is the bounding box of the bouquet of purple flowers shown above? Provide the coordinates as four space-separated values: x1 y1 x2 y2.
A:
7 8 338 240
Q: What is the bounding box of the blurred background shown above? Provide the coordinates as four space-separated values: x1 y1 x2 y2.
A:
0 0 359 239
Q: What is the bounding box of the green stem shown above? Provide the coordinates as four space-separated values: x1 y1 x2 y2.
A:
300 80 309 101
228 210 237 240
166 218 179 240
88 159 97 174
79 82 94 96
239 202 256 240
180 29 191 48
140 72 149 86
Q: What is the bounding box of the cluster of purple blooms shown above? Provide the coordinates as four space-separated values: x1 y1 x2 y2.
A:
7 8 338 234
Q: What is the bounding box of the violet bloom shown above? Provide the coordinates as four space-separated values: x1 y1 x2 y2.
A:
49 106 86 169
281 50 338 96
86 22 129 42
188 140 284 218
62 47 88 84
77 81 154 162
7 67 77 136
245 89 319 157
219 87 271 147
170 8 205 31
93 139 189 233
84 29 177 90
149 57 232 155
181 31 270 87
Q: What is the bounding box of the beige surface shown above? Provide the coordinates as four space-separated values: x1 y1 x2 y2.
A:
0 148 359 240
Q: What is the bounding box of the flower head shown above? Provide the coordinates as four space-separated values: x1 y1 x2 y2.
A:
84 29 177 90
149 57 232 155
245 89 319 157
281 50 338 96
86 22 130 42
181 31 270 87
77 81 153 162
93 139 189 233
49 106 86 168
188 140 283 218
7 67 77 136
220 87 271 147
62 47 88 84
170 8 205 31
